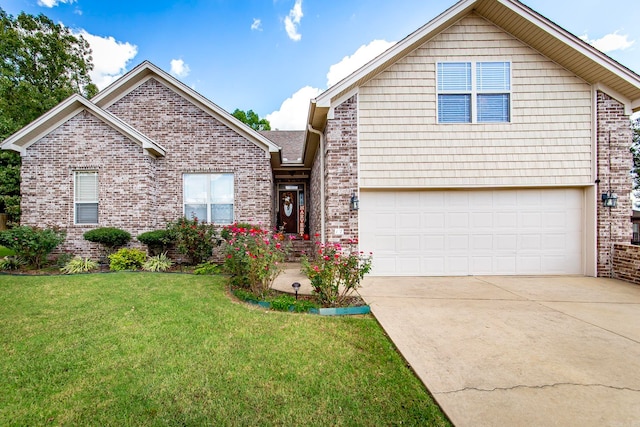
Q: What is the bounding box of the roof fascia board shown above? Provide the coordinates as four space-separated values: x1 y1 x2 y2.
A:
593 83 632 115
327 87 359 120
1 93 166 158
94 61 280 155
314 0 477 108
498 0 640 89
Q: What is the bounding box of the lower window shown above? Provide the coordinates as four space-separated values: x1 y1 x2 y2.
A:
75 171 98 224
183 173 234 224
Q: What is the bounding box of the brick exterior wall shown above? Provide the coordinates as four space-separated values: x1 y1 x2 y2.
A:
323 95 359 244
596 91 633 277
20 78 273 257
309 143 322 240
612 243 640 285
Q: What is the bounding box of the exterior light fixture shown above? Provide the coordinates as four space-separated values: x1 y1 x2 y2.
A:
291 282 301 299
602 192 618 208
350 193 360 211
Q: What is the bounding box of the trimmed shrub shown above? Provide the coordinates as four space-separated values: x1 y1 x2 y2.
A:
61 256 99 274
137 230 173 256
0 226 66 268
0 256 25 271
167 217 217 265
108 248 146 271
221 224 290 298
142 253 173 272
193 261 222 275
83 227 131 254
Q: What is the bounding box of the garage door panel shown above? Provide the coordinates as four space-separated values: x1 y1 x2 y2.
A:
471 234 493 250
360 189 583 276
495 212 518 228
446 256 469 275
398 235 420 251
446 212 470 229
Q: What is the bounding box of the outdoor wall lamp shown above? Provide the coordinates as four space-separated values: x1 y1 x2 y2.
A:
291 282 301 299
602 192 618 208
350 193 360 211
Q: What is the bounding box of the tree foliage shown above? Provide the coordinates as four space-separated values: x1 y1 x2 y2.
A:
0 8 97 223
232 108 271 131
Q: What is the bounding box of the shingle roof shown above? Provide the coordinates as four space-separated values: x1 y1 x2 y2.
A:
259 130 305 164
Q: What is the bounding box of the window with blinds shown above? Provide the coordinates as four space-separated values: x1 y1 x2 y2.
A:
437 61 510 123
183 173 234 224
75 171 98 224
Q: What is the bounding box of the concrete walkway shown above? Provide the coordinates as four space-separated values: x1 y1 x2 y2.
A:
359 275 640 427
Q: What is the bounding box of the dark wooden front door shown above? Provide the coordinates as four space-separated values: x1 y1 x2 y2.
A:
279 191 298 234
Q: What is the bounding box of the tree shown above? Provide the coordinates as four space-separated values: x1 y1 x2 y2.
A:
232 108 271 131
0 8 97 224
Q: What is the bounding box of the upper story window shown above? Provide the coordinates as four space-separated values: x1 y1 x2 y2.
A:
183 173 234 224
437 61 511 123
75 171 98 224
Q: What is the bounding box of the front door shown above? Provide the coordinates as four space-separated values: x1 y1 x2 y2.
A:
279 191 298 234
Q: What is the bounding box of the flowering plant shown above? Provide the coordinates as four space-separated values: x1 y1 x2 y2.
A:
166 217 217 265
301 239 372 307
221 223 291 298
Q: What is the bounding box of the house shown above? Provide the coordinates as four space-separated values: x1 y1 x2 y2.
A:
3 0 640 277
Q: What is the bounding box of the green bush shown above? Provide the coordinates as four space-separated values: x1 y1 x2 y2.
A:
61 257 99 274
167 217 217 265
83 227 131 254
0 226 66 268
193 261 222 275
108 248 146 271
137 230 173 256
142 253 173 272
222 224 289 298
301 240 372 307
0 256 25 271
270 295 296 311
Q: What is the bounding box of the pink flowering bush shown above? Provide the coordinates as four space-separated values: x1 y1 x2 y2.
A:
221 223 290 298
301 239 372 307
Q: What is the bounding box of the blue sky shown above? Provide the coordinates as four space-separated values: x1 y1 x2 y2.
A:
3 0 639 129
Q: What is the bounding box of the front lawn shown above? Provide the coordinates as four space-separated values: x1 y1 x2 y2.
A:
0 273 450 426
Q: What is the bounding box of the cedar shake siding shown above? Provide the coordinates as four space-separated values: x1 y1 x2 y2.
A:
358 14 593 189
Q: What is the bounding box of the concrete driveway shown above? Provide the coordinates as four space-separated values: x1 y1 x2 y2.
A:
359 276 640 427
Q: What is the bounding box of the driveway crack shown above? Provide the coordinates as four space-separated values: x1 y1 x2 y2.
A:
435 383 640 394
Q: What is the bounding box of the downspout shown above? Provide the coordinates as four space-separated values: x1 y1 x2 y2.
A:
307 124 326 243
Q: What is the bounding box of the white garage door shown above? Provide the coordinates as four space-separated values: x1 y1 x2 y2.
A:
359 189 583 276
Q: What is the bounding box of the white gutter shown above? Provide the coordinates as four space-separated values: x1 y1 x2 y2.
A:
307 124 326 243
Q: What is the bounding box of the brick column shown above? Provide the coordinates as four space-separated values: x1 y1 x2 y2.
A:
596 91 632 277
323 95 359 244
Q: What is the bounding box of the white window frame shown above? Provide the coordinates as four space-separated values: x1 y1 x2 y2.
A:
437 61 511 124
183 173 234 224
74 171 99 225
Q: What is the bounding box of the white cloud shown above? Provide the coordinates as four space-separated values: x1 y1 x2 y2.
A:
37 0 75 7
251 18 262 31
326 39 395 87
267 39 396 129
580 31 635 53
284 0 303 42
75 30 138 89
170 59 191 78
266 86 322 130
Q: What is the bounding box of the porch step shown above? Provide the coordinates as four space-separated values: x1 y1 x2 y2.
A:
286 238 314 262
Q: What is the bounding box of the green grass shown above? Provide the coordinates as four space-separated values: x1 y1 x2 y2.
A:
0 273 450 426
0 245 14 257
